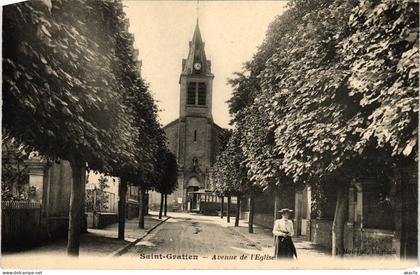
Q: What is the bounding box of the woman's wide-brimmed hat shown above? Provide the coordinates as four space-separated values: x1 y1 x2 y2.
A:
277 208 294 213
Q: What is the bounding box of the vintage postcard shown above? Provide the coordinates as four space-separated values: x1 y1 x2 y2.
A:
1 0 419 272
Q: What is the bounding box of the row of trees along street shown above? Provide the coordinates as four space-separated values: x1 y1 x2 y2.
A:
211 0 418 258
3 0 178 256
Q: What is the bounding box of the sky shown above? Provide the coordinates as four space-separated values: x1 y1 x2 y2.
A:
123 1 288 128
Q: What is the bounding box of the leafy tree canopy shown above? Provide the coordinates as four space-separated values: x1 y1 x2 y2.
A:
3 0 141 174
153 148 178 195
225 0 418 190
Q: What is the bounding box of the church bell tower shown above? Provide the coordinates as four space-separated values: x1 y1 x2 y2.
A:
179 22 214 119
159 19 225 212
177 21 215 209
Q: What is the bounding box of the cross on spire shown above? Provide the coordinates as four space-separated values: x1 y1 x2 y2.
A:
196 0 199 24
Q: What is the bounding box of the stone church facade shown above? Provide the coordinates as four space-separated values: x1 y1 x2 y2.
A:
149 23 226 211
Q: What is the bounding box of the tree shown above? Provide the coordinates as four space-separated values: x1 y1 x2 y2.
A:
225 0 418 257
257 0 418 256
212 131 250 228
96 175 110 212
254 0 358 255
97 0 160 239
150 146 178 220
3 0 142 256
340 0 419 160
136 117 166 229
157 150 178 219
340 0 419 258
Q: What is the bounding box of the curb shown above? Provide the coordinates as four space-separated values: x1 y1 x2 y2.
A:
228 225 264 251
110 216 170 257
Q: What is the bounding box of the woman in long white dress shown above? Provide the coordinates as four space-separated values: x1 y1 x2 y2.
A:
272 208 297 259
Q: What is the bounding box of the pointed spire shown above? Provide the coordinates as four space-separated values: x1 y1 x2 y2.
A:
180 14 213 77
191 21 203 46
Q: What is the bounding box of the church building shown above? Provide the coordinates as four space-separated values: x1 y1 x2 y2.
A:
149 22 226 212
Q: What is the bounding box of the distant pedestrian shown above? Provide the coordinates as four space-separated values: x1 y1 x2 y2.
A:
272 208 297 259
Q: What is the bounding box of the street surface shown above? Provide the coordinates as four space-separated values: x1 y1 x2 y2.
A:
126 212 261 258
3 212 416 269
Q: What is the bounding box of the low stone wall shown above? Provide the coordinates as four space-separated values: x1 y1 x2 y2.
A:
127 200 139 220
87 212 118 229
199 201 227 215
310 219 333 249
149 201 160 211
345 225 395 255
301 219 311 237
211 203 238 216
241 211 274 229
87 212 94 228
310 219 396 255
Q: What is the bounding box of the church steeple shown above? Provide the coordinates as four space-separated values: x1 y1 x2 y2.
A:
179 20 214 120
181 22 212 77
159 10 225 212
192 22 203 46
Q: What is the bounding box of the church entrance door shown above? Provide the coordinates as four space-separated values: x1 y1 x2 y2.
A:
187 186 199 211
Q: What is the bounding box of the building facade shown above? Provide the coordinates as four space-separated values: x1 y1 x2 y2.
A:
149 23 226 211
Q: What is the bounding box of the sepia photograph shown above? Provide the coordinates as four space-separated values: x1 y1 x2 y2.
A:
1 0 419 272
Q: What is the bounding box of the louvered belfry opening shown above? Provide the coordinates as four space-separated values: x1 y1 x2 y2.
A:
187 82 207 106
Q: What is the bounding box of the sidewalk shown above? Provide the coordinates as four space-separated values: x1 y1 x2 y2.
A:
2 212 167 257
219 216 331 259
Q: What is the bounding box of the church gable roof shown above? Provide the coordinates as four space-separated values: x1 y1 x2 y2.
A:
212 122 226 133
163 118 179 130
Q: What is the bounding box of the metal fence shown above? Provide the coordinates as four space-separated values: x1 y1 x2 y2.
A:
2 201 42 246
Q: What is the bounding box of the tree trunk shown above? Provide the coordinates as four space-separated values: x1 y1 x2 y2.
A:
118 178 127 240
227 195 231 223
80 172 87 234
159 193 164 219
248 195 255 233
274 189 280 221
398 165 418 259
220 196 224 218
67 158 86 256
138 187 145 229
145 192 149 216
164 194 168 216
400 178 407 258
332 184 348 257
235 194 241 227
393 167 403 258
